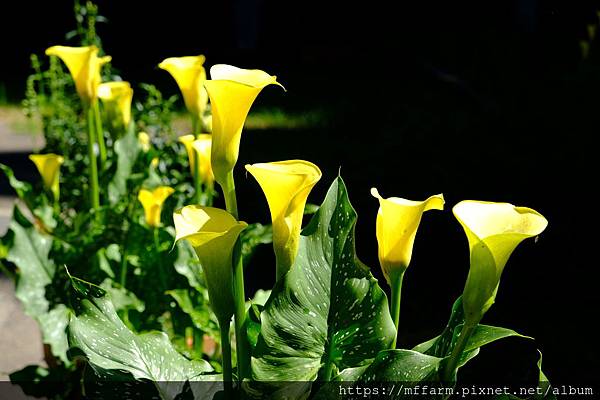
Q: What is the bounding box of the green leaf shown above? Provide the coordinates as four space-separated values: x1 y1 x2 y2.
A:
412 296 464 357
314 350 442 400
67 276 214 400
0 164 34 207
7 206 55 318
99 278 145 313
108 128 141 205
38 304 71 365
252 177 395 386
167 288 218 335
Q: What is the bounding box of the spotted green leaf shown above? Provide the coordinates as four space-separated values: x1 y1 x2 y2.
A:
251 177 396 392
67 276 214 400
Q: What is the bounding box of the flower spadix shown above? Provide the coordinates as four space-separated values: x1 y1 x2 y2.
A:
371 188 444 283
159 56 208 121
98 81 133 130
205 64 284 185
174 206 248 322
245 160 321 279
29 154 64 202
453 201 548 325
45 45 111 105
138 186 175 228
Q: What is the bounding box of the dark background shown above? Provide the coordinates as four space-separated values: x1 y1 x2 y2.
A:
1 0 599 388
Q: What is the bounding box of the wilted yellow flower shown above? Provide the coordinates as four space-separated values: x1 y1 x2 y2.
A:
371 188 444 283
138 186 175 227
174 205 247 322
205 65 284 185
29 153 64 202
98 81 133 129
245 160 321 279
159 56 208 121
45 45 111 104
453 200 548 324
138 132 151 152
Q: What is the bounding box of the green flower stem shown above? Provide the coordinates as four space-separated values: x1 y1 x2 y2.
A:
389 270 405 349
222 172 239 219
441 322 477 383
153 227 167 293
219 171 250 383
120 250 128 287
219 318 233 397
193 151 202 205
93 101 107 171
86 106 100 210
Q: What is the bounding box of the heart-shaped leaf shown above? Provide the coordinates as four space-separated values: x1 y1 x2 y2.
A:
251 177 395 392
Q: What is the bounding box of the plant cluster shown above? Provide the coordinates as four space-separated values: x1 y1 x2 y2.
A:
0 2 555 399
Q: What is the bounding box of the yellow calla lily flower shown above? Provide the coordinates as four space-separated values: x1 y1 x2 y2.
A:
159 55 208 123
205 64 284 185
245 160 321 279
138 132 151 152
45 45 111 105
192 134 215 187
179 134 197 174
29 153 64 202
371 188 444 283
137 186 175 227
173 205 247 322
453 200 548 324
98 81 133 130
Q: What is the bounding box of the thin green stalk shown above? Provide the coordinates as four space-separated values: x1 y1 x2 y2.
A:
153 227 167 292
120 250 128 287
441 322 476 383
221 172 238 219
191 114 200 135
389 271 405 349
219 318 233 397
86 106 100 210
219 171 249 382
93 101 107 171
193 151 202 205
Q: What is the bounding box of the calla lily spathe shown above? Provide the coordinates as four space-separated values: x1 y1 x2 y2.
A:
29 153 64 202
174 206 247 322
205 65 284 185
371 188 444 283
453 200 548 324
193 134 215 187
138 186 175 227
159 56 208 123
180 134 214 185
45 45 111 104
245 160 321 279
98 81 133 130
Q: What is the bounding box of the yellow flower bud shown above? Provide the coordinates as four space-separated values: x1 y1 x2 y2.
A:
245 160 321 279
453 200 548 324
138 186 175 227
29 153 64 202
138 132 151 152
179 134 215 187
371 188 444 283
205 65 284 185
98 81 133 130
45 45 111 105
173 205 247 322
159 56 208 121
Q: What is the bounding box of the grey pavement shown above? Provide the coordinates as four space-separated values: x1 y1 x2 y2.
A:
0 107 45 383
